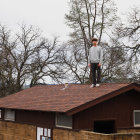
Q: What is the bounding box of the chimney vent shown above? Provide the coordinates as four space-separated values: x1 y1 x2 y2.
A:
61 83 69 90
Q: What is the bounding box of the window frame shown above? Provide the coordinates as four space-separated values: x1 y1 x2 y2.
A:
55 113 72 129
0 109 2 119
4 109 15 121
134 110 140 127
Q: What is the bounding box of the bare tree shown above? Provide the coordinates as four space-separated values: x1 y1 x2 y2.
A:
60 42 89 83
111 6 140 83
0 24 64 97
64 0 140 84
116 7 140 59
64 0 118 83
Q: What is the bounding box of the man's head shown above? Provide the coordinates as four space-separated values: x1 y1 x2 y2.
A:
92 38 98 46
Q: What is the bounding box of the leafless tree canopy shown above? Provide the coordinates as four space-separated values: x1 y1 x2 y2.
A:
111 7 140 83
0 24 64 97
63 0 140 84
64 0 119 83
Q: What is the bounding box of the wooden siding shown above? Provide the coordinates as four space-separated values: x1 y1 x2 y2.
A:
73 90 140 131
15 110 55 128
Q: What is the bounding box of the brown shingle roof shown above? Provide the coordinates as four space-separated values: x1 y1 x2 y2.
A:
0 83 139 115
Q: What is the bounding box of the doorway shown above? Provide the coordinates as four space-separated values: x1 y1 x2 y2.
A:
94 120 115 134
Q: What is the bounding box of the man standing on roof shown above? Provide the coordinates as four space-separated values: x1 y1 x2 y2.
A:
88 38 103 88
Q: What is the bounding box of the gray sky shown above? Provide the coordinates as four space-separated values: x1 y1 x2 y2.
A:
0 0 139 41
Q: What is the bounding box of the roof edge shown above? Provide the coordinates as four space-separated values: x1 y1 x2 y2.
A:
0 107 65 114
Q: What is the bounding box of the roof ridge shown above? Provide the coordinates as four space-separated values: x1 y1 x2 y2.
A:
32 82 130 87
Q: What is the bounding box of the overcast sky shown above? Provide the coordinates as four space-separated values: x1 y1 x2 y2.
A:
0 0 139 41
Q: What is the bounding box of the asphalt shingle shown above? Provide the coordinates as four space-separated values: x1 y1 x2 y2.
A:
0 83 135 113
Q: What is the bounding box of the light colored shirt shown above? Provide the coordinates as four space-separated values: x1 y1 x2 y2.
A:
88 45 103 64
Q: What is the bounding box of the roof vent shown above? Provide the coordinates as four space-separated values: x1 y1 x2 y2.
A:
61 83 69 90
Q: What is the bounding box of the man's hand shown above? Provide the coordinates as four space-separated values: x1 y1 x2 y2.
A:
88 64 91 68
98 63 101 67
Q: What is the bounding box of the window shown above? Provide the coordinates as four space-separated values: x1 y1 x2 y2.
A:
4 109 15 121
0 109 2 118
134 110 140 127
56 113 72 128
